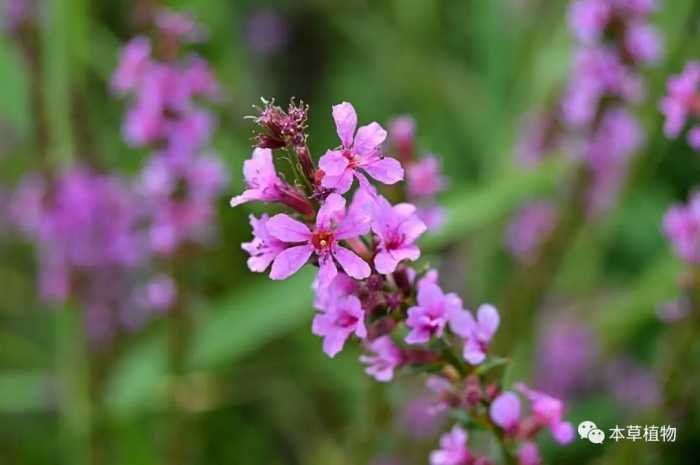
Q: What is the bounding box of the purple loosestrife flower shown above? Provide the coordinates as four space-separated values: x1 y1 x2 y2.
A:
517 442 542 465
230 147 314 216
265 193 371 287
663 193 700 263
312 295 366 357
388 115 416 162
561 46 641 128
319 102 403 193
111 37 152 95
489 392 521 433
371 195 426 274
449 304 500 365
516 384 575 444
625 23 662 65
406 156 446 198
405 282 462 344
569 0 611 43
241 214 289 273
360 336 403 382
155 9 205 43
429 425 471 465
660 61 700 150
505 201 557 264
244 9 290 57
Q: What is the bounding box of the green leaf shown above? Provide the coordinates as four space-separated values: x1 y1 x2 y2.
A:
0 372 52 413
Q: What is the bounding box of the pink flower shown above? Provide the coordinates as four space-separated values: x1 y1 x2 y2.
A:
241 214 289 273
265 193 371 287
625 23 662 65
111 37 152 94
360 336 403 382
429 425 471 465
505 201 557 264
660 61 700 148
319 102 403 194
313 272 358 311
449 304 500 365
517 442 542 465
407 156 446 198
371 196 426 274
230 148 314 215
312 295 366 357
489 392 521 432
516 384 575 444
405 282 462 344
569 0 611 43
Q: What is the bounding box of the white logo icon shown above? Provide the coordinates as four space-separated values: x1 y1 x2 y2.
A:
578 421 605 444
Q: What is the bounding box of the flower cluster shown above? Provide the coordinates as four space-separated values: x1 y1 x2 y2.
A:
660 61 700 150
112 9 226 255
508 0 659 260
7 9 224 344
9 168 174 342
233 99 572 463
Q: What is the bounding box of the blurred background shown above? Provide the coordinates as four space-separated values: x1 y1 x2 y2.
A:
1 0 699 464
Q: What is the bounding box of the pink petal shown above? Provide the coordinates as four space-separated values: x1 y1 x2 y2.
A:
333 246 371 279
364 157 404 184
353 122 387 156
417 283 444 307
688 125 700 150
448 308 475 338
335 210 370 240
476 304 500 341
247 252 277 272
388 245 421 263
552 421 575 444
316 193 346 229
317 254 338 288
269 245 313 280
319 150 349 176
489 392 521 430
332 102 357 148
374 250 399 274
463 338 486 365
322 330 349 358
399 217 427 243
320 169 354 194
267 214 312 242
229 189 262 207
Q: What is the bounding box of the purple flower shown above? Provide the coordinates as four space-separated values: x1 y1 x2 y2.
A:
517 442 542 465
155 9 205 43
312 295 366 357
407 156 446 198
241 214 289 273
405 282 462 344
319 102 403 193
139 274 177 312
505 201 557 264
605 358 660 410
426 375 455 414
265 193 371 287
111 37 152 94
663 194 700 263
360 336 403 382
371 196 426 274
516 384 575 444
561 47 641 128
569 0 611 43
625 23 662 65
230 148 314 216
388 115 416 161
449 304 500 365
660 61 700 149
489 392 521 432
429 425 471 465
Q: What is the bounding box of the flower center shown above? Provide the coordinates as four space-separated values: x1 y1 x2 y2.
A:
311 230 334 251
336 311 357 328
342 149 360 168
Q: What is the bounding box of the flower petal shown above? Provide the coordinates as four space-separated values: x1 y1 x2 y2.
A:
476 304 500 341
374 250 399 274
229 189 262 207
335 209 370 240
463 338 486 365
364 157 404 185
266 214 312 242
319 150 349 176
353 122 387 156
269 245 313 280
317 254 338 288
332 102 357 148
334 246 371 279
320 169 354 194
316 193 346 229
